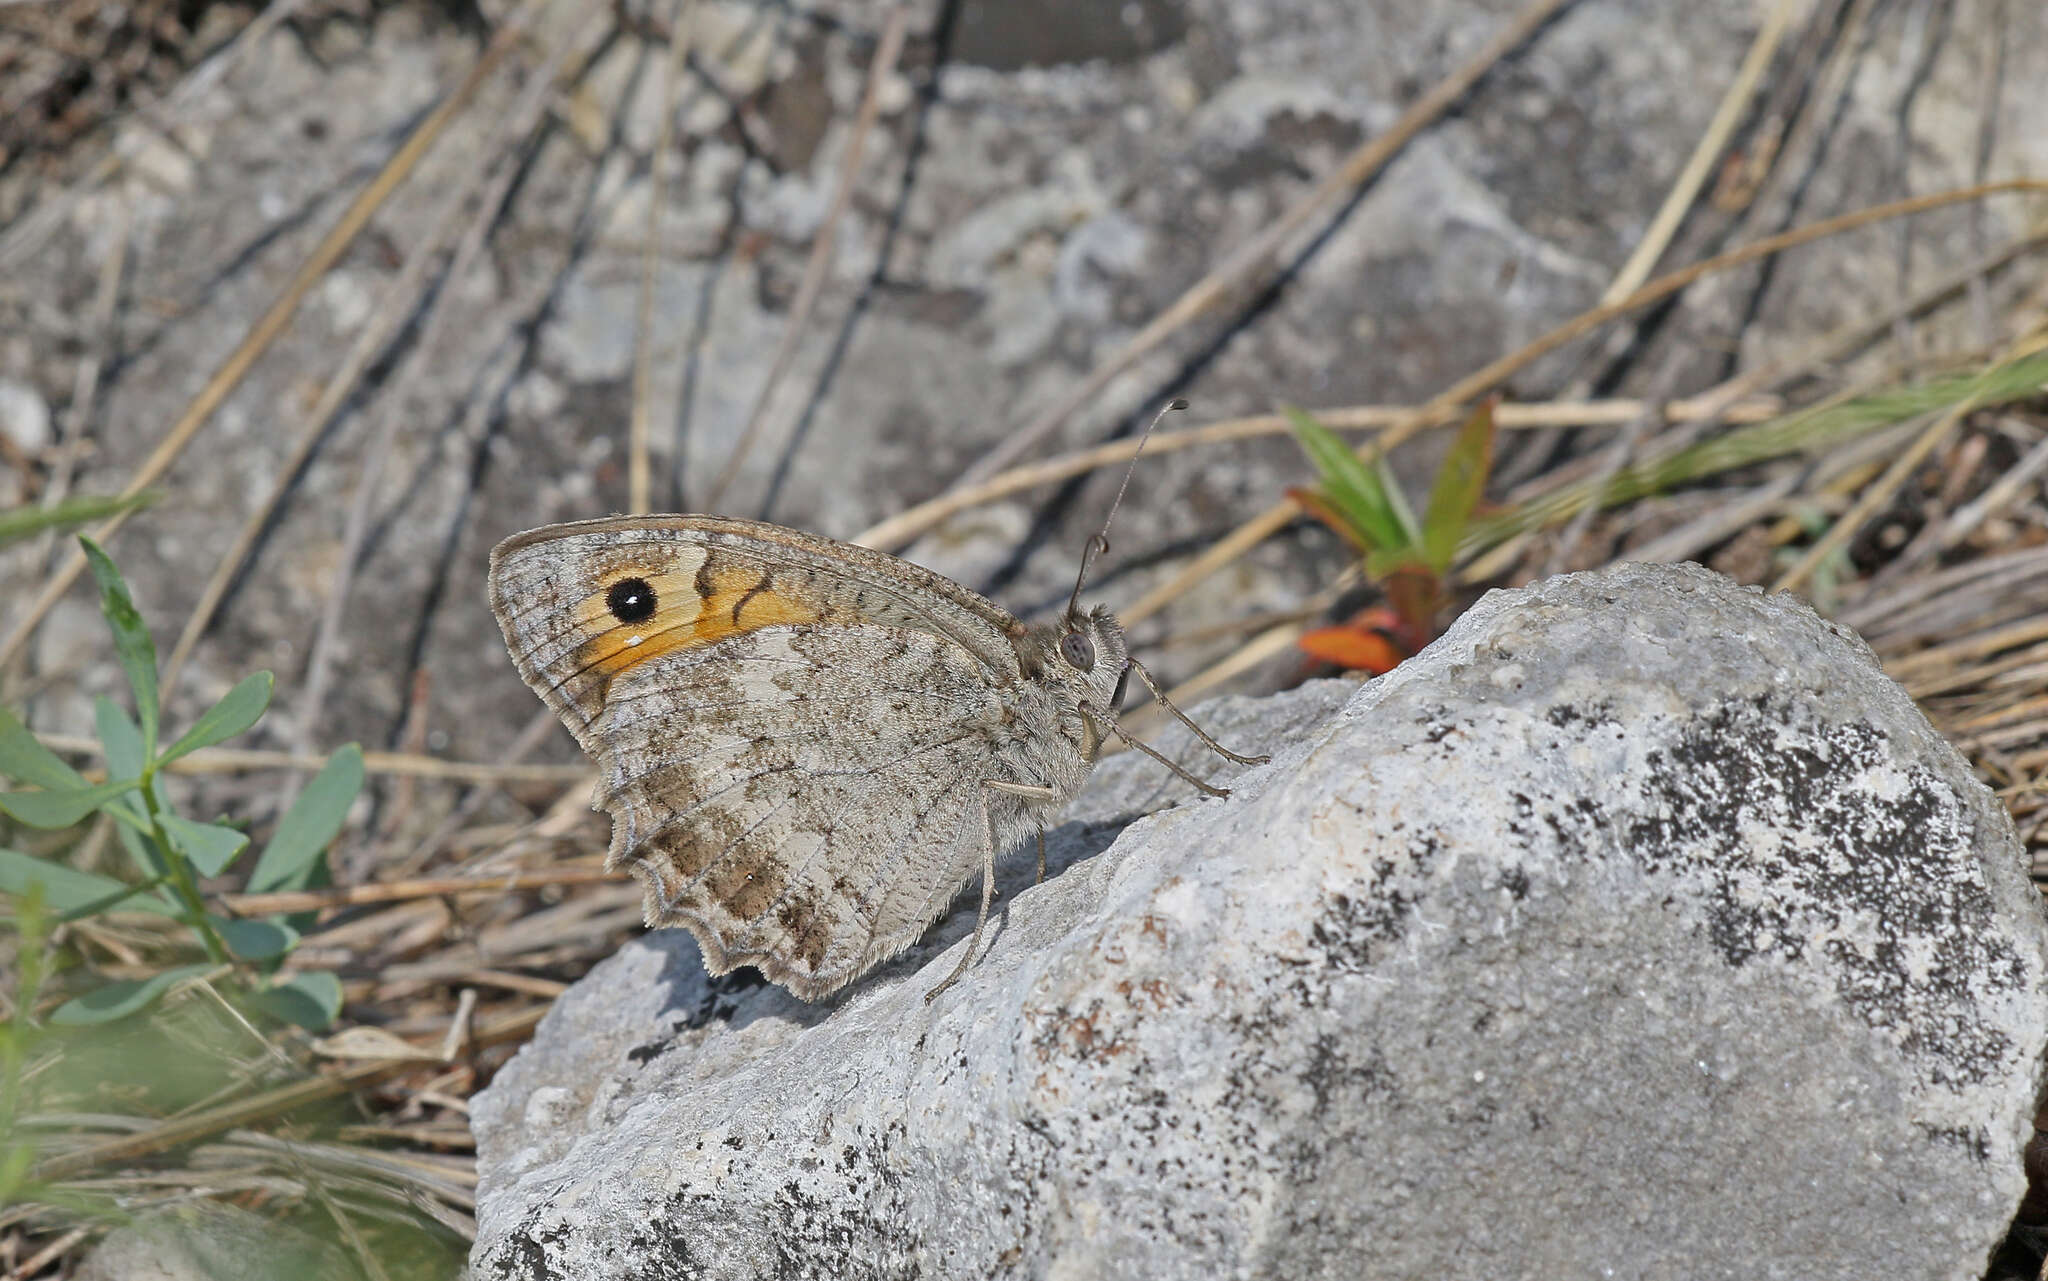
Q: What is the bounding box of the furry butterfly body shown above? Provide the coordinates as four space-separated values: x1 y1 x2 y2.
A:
488 515 1133 1001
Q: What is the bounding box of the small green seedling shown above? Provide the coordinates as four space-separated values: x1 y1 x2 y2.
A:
0 537 362 1028
1286 398 1499 673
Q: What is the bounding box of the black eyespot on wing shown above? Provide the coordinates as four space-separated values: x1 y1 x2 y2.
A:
1060 631 1096 672
607 576 658 624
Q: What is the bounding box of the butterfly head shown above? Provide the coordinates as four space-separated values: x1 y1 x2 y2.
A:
1055 602 1132 715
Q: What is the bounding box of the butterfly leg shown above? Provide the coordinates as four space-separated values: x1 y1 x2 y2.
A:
1080 701 1231 798
925 780 1057 1004
1035 824 1047 886
1126 657 1270 765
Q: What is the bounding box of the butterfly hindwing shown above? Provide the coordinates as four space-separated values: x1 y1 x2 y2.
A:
595 624 1003 997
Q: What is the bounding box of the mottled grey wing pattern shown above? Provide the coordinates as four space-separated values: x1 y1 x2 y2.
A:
595 623 1006 999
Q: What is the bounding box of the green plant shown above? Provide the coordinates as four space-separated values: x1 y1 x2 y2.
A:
0 884 49 1206
1287 398 1499 673
0 536 362 1028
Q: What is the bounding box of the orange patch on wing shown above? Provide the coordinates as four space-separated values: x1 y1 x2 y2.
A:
574 564 843 685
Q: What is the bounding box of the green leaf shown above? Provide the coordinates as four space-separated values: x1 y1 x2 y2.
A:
79 537 159 759
0 848 175 917
93 697 146 784
249 971 343 1029
1377 456 1420 544
248 745 362 894
1286 485 1368 550
0 492 156 549
1284 407 1414 552
158 672 273 767
49 963 212 1026
214 915 299 961
158 815 249 878
1420 399 1498 575
1364 547 1434 582
0 707 87 791
0 778 138 829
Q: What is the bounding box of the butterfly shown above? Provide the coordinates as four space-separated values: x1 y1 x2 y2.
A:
487 407 1263 1001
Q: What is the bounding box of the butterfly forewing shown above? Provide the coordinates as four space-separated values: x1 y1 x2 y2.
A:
489 516 1022 750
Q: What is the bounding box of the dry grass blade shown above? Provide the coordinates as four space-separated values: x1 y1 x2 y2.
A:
1884 616 2048 684
1483 223 2048 541
947 0 1577 489
852 395 1781 550
394 706 565 875
1599 0 1799 304
1541 358 1690 576
223 865 622 916
1774 334 2048 595
8 1226 89 1276
1465 355 2048 573
1882 423 2048 575
1845 547 2048 644
701 3 911 512
0 19 530 672
1608 471 1802 568
1664 222 2048 440
1118 179 2048 628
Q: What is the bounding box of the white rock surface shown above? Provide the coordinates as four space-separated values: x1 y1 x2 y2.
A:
470 563 2048 1280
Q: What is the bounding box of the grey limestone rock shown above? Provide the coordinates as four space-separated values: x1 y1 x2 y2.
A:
470 562 2048 1280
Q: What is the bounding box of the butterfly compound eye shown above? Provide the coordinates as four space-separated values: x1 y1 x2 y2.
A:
1060 631 1096 672
606 576 658 624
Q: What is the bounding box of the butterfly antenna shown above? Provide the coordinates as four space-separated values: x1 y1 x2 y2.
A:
1065 398 1187 619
